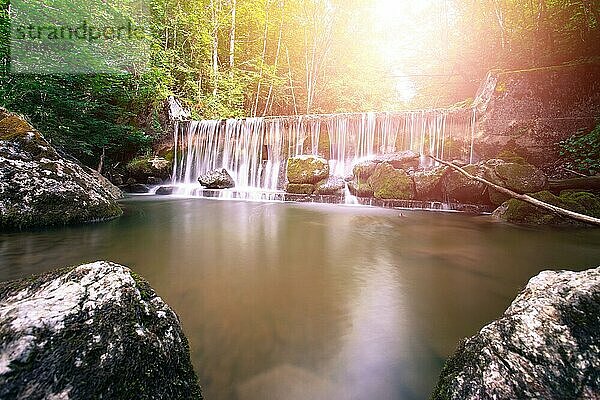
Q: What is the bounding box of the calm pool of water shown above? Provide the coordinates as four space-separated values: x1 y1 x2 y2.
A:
1 197 599 400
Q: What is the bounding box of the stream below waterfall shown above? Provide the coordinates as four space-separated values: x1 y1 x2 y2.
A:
1 197 599 400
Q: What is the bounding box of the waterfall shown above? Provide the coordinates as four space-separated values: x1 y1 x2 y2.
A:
172 108 476 199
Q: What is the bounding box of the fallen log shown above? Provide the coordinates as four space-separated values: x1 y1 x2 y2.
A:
549 176 600 191
430 156 600 227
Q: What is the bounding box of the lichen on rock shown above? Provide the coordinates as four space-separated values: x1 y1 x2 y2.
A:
485 160 548 205
0 108 123 230
493 190 600 226
432 267 600 399
0 261 203 400
368 162 414 200
286 155 329 184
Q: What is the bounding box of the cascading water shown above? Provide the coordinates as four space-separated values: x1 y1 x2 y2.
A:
171 108 477 202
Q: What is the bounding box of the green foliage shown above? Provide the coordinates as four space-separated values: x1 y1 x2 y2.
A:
559 123 600 174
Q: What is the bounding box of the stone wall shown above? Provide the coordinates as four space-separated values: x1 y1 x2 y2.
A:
473 62 600 167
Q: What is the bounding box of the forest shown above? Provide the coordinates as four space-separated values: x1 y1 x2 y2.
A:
0 0 599 169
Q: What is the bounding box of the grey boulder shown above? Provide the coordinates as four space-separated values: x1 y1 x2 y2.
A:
0 261 203 400
432 267 600 399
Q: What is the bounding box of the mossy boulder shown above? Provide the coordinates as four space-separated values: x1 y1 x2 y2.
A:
493 190 600 226
352 160 378 181
368 162 414 200
412 166 447 201
485 160 548 205
443 164 489 204
348 179 374 198
286 183 315 195
315 176 345 196
432 267 600 399
0 261 203 400
0 108 123 230
126 156 173 183
371 150 420 169
286 155 329 184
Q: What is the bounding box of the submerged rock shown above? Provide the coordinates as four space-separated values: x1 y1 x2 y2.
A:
286 155 330 184
198 168 236 189
432 267 600 399
0 109 123 229
493 190 600 226
368 162 414 200
0 261 203 400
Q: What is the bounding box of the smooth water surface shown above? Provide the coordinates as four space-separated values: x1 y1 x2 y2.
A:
1 197 599 400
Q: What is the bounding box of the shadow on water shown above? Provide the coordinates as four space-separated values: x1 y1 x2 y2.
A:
1 196 599 400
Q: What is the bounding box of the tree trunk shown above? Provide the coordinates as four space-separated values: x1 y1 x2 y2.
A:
431 156 600 227
262 0 285 116
252 0 270 117
229 0 236 71
549 177 600 191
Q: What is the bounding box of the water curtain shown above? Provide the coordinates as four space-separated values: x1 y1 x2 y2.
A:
173 109 476 192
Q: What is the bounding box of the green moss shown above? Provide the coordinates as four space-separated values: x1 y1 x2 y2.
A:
496 150 527 165
494 190 600 226
286 183 315 195
286 156 329 184
368 162 414 200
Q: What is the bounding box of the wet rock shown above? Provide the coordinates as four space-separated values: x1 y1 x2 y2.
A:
371 150 420 169
443 164 489 204
156 186 174 195
0 108 123 229
0 261 203 400
432 267 600 400
315 177 345 196
352 160 378 181
198 168 236 189
493 190 600 226
286 155 330 184
412 166 446 201
286 183 315 195
368 162 414 200
126 156 172 182
485 160 548 205
128 183 151 194
347 179 374 198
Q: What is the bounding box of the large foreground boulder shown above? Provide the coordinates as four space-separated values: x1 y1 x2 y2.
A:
286 155 329 184
0 261 203 400
432 267 600 399
198 168 236 189
0 109 123 229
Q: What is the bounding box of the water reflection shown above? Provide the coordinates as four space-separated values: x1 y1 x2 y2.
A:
1 198 599 400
